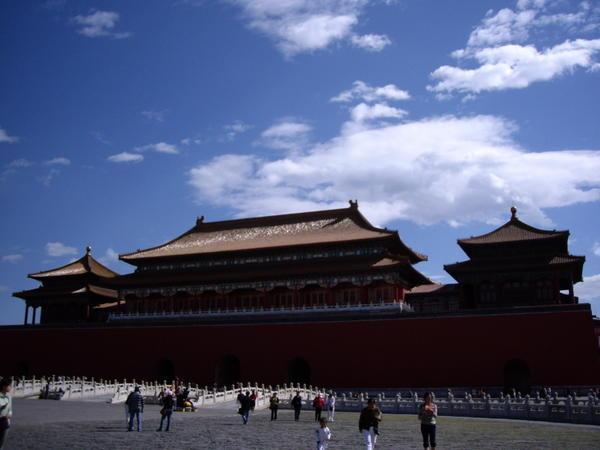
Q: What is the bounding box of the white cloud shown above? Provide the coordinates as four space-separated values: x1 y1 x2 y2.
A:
466 8 537 48
188 112 600 227
141 110 166 122
228 0 391 57
431 1 600 97
575 274 600 313
1 254 23 263
72 10 131 39
181 136 207 146
46 242 78 257
135 142 179 154
516 0 546 10
108 152 144 163
38 169 61 187
465 1 594 50
349 102 407 123
429 39 600 95
99 248 119 266
331 80 410 103
223 120 253 141
45 157 71 166
258 120 312 151
351 33 391 51
0 127 18 144
593 242 600 257
6 159 33 169
91 131 111 145
151 142 178 154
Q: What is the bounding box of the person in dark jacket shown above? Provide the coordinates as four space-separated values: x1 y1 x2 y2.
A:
359 398 382 450
291 391 303 422
125 386 144 432
238 391 252 424
157 389 174 432
269 393 279 421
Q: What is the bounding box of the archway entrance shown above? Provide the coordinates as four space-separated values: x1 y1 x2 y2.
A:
503 359 531 395
16 361 30 378
215 355 241 387
157 358 175 383
288 357 311 384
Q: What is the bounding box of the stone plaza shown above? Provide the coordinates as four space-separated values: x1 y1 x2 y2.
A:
7 398 600 449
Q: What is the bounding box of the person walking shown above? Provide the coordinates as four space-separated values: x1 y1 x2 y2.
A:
418 392 438 449
250 390 258 411
359 398 382 450
291 391 303 421
313 393 325 422
269 392 279 421
0 378 13 450
238 391 252 425
157 389 174 432
326 393 336 422
125 386 144 432
315 417 332 450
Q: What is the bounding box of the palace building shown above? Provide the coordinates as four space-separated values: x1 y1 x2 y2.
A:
3 203 600 391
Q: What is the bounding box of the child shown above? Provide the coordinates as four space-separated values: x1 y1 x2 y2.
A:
315 417 332 450
418 392 438 449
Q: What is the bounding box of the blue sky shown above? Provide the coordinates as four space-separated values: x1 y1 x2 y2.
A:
1 0 600 324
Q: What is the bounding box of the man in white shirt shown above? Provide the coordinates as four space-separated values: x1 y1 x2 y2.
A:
326 393 336 422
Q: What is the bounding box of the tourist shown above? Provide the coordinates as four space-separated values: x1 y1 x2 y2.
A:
125 386 144 432
269 392 279 421
291 391 303 421
326 393 336 422
418 392 438 449
313 393 325 422
250 390 258 411
0 378 13 450
237 389 245 405
157 389 174 432
315 417 332 450
359 398 382 450
238 391 252 425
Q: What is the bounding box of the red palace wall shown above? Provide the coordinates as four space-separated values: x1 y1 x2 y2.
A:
1 306 599 388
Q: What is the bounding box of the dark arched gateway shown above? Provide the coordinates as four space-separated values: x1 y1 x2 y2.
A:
503 359 531 395
157 358 175 383
16 361 30 378
288 357 311 384
215 354 241 387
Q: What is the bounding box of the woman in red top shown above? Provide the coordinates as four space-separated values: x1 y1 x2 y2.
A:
313 394 325 422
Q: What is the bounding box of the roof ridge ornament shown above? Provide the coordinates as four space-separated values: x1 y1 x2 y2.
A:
349 199 358 209
196 215 205 227
86 245 92 255
510 206 517 220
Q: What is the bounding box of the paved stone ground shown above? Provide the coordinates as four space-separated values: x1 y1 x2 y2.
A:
7 399 600 449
